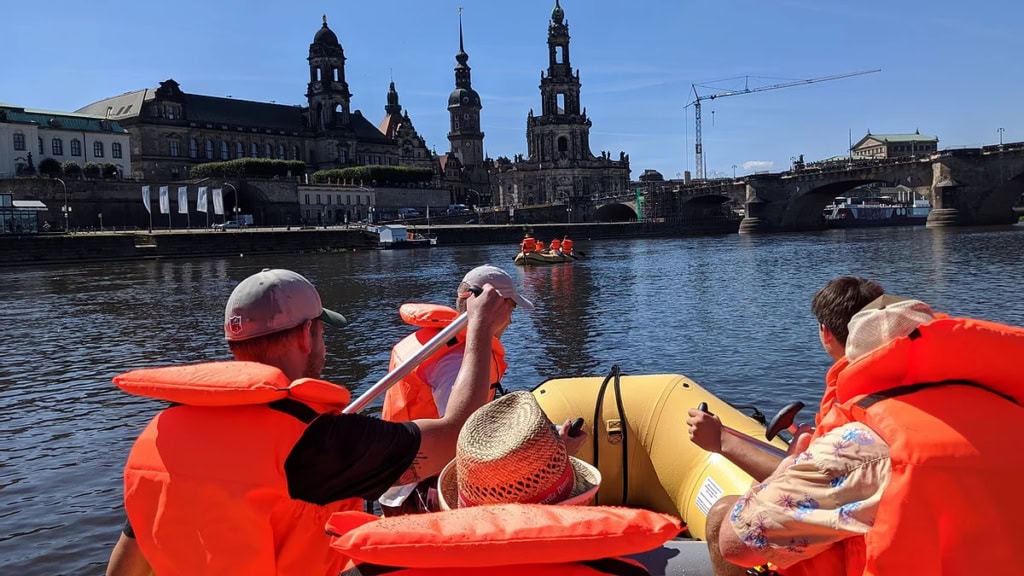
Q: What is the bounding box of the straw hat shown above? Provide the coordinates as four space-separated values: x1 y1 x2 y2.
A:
438 391 601 510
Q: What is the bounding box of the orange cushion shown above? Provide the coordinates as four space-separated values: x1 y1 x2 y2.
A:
113 361 289 406
327 504 683 569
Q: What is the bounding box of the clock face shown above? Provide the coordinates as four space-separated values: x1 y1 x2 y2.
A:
464 141 471 147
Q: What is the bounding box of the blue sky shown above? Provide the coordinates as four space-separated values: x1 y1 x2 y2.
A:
4 0 1019 180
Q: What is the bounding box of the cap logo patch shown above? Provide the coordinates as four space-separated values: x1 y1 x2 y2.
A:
228 315 244 335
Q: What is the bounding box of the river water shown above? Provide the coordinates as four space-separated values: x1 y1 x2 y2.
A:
2 225 1023 574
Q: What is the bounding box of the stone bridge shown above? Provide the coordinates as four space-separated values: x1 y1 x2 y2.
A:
596 142 1024 232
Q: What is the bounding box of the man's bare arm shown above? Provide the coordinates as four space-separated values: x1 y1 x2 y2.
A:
106 533 153 576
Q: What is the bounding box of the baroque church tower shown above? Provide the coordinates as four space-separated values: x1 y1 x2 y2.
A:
490 0 630 219
447 10 489 196
306 15 351 132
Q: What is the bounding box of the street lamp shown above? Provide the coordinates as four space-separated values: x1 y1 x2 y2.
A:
566 205 572 224
56 177 69 233
998 127 1005 146
223 182 239 225
98 212 103 231
732 164 737 179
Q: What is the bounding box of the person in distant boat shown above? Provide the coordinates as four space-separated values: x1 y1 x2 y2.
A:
105 268 507 576
521 236 536 254
380 265 548 515
550 238 562 254
536 239 546 253
561 236 574 255
707 295 1024 575
687 276 884 483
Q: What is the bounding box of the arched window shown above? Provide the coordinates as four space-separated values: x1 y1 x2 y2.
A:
38 137 44 154
205 139 214 159
71 138 82 156
250 142 258 157
290 145 299 160
557 136 568 153
93 141 105 158
189 138 198 158
235 142 244 158
265 143 272 158
12 131 25 151
278 144 285 160
112 142 122 159
220 141 229 160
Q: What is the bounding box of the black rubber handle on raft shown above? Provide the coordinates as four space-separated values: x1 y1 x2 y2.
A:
697 401 714 416
765 401 806 441
568 417 585 437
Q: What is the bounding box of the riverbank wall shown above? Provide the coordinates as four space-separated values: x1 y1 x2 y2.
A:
0 218 738 268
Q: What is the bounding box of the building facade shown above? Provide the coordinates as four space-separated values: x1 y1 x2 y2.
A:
0 105 132 180
851 131 939 159
76 16 433 182
490 0 630 221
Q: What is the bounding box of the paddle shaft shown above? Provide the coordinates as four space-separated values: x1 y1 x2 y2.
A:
343 292 481 414
721 426 787 458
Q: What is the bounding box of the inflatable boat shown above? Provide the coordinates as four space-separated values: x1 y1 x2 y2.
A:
532 366 791 574
514 250 576 266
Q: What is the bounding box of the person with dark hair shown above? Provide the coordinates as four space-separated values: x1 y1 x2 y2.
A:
709 295 1024 575
687 276 884 483
105 268 507 576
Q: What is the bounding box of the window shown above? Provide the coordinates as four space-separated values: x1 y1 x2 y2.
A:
189 138 198 158
265 143 272 158
356 195 361 205
205 139 214 159
278 144 285 160
236 142 244 158
221 141 229 160
171 166 181 178
334 68 340 82
52 138 64 156
339 149 347 163
365 195 370 205
166 106 176 120
38 137 44 154
555 45 565 64
557 136 568 153
316 194 321 205
305 194 310 204
112 142 122 159
556 93 566 113
13 132 25 151
251 143 258 157
328 195 333 205
93 141 105 157
346 195 351 205
169 140 179 157
291 145 299 160
71 139 82 157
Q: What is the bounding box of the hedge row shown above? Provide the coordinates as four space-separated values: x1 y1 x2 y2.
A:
312 165 434 185
36 158 119 179
189 159 307 179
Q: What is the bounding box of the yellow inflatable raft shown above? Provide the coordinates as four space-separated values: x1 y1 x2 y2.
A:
532 367 788 541
514 250 576 266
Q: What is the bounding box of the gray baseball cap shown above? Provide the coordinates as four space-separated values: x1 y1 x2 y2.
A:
224 268 348 342
461 265 534 310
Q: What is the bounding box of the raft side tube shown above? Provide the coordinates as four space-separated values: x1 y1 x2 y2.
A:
533 373 787 541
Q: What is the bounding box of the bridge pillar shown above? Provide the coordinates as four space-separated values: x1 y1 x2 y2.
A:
925 178 964 227
926 152 1022 227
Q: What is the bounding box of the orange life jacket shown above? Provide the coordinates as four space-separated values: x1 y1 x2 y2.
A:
327 503 683 575
562 238 574 254
381 304 507 422
114 361 364 576
783 317 1024 576
522 237 536 252
536 240 546 252
550 238 562 252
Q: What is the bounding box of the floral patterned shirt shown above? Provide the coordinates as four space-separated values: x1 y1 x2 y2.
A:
729 422 892 569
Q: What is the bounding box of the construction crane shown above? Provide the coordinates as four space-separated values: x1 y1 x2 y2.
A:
686 69 881 180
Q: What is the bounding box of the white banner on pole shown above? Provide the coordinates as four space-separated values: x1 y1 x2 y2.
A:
212 188 224 215
142 185 152 214
177 187 188 214
159 186 170 214
196 187 209 213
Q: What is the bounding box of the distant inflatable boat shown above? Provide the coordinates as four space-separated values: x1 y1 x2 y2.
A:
514 250 576 265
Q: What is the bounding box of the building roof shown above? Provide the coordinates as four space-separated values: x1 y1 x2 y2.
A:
183 94 306 132
1 105 128 133
13 200 48 210
349 111 392 144
75 89 154 119
853 132 939 149
378 112 403 139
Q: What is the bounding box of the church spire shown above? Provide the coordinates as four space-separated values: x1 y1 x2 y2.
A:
454 6 472 88
385 81 401 115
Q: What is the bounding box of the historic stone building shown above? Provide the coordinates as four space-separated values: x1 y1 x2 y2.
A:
439 12 491 207
490 0 631 221
76 16 433 181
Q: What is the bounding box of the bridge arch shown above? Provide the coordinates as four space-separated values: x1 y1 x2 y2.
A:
594 203 637 222
787 179 888 229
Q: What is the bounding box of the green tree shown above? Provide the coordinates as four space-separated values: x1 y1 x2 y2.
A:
62 161 83 179
38 157 63 177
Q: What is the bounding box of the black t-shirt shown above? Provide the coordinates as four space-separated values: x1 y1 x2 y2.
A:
123 410 421 536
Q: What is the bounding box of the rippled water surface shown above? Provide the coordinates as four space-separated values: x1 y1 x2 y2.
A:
2 225 1023 574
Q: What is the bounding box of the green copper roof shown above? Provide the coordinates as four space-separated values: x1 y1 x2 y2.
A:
1 105 128 134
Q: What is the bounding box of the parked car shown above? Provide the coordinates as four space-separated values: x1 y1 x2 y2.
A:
397 208 421 218
446 203 470 215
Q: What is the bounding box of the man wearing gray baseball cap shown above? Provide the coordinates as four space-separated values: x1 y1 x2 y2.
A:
107 267 508 576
